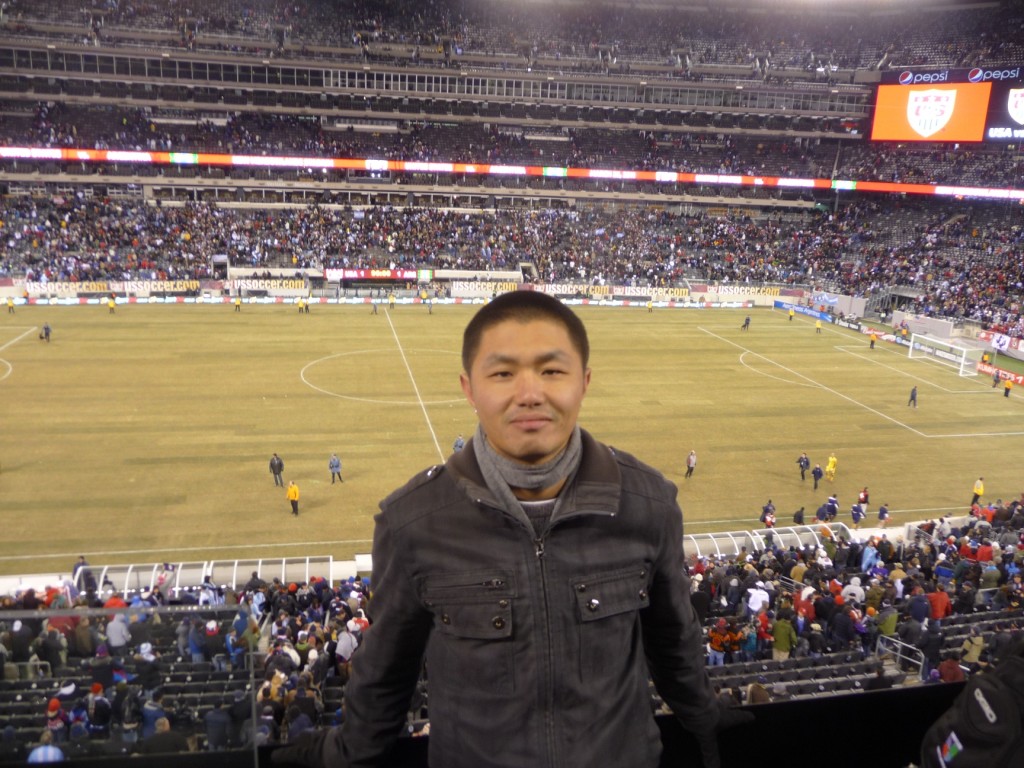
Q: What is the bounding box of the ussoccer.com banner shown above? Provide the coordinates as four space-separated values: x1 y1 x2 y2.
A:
872 67 1024 143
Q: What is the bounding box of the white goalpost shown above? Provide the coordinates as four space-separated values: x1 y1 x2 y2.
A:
907 333 985 377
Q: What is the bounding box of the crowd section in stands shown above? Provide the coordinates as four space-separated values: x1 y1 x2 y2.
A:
0 570 374 758
5 104 1024 191
2 196 1023 335
4 499 1024 757
4 0 1024 77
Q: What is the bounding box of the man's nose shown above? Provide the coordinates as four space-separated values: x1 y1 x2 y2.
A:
514 370 544 402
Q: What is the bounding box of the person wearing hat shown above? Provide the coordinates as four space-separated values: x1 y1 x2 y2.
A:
205 620 230 672
86 683 112 739
134 643 162 699
707 619 735 667
45 698 69 743
84 644 115 692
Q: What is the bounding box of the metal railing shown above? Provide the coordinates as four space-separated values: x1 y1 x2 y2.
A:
876 634 924 681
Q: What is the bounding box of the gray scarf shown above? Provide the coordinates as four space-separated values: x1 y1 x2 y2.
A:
472 423 582 518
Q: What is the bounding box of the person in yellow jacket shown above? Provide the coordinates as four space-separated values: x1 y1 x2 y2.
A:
825 452 838 482
972 477 984 506
287 481 300 516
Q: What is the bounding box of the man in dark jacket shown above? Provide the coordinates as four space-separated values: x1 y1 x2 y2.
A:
273 290 749 768
204 697 234 751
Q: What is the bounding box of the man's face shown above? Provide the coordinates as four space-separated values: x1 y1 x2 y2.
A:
461 317 590 466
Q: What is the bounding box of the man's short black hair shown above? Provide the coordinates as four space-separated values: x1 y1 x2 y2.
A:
461 290 590 372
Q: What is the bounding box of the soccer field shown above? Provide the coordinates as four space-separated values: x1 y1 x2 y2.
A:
1 302 1020 577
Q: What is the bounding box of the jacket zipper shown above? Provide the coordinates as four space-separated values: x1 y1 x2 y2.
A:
534 532 559 768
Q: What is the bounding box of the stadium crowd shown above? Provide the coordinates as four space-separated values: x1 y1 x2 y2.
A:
2 195 1023 336
3 498 1024 758
5 103 1023 192
4 0 1024 77
0 569 373 758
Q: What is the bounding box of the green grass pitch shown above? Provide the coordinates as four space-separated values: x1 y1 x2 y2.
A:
1 302 1020 577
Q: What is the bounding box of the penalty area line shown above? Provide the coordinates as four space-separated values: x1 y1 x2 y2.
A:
698 326 930 438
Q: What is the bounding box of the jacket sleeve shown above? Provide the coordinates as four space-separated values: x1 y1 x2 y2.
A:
640 495 720 734
319 510 433 768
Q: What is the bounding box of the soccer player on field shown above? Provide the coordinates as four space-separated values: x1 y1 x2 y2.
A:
825 452 838 482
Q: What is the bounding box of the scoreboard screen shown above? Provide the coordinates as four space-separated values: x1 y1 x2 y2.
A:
871 67 1023 143
986 83 1024 141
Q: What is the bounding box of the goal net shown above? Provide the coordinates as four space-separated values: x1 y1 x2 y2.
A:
907 333 985 377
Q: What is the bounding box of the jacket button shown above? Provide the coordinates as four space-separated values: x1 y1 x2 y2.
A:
639 570 647 578
638 590 648 601
498 599 509 608
587 598 600 612
576 584 587 592
441 614 450 625
492 617 505 629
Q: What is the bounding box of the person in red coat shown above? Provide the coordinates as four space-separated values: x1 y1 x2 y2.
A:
926 583 953 621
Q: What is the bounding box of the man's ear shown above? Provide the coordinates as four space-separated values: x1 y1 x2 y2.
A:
460 372 475 408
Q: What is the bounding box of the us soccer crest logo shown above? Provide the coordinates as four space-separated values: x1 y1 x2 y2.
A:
1008 88 1024 126
907 89 956 138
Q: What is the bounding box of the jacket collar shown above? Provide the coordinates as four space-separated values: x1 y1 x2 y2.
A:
447 427 622 521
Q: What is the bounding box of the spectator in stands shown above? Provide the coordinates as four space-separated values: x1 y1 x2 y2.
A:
85 683 112 739
770 612 798 661
187 619 210 663
285 703 315 742
707 619 734 667
26 730 64 764
228 689 252 747
204 621 229 672
82 645 115 694
271 290 749 768
937 651 966 683
138 716 190 755
917 621 946 681
927 583 954 621
960 627 985 673
34 625 68 674
204 697 234 751
44 698 69 744
105 615 131 658
72 617 98 659
141 689 168 739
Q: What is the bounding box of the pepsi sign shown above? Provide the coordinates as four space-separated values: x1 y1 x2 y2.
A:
968 67 1021 83
882 67 1023 86
898 70 949 85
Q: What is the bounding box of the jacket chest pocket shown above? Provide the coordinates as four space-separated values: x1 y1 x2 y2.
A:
572 564 651 677
420 571 516 695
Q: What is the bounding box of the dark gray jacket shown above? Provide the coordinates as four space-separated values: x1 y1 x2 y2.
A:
321 429 718 768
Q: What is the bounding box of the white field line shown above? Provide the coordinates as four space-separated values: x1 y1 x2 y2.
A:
385 310 446 462
0 326 38 382
696 326 1023 439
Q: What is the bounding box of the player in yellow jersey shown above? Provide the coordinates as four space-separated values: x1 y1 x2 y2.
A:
825 452 838 482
